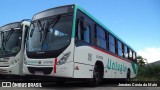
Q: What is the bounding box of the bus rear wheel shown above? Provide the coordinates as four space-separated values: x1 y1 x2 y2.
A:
126 68 131 82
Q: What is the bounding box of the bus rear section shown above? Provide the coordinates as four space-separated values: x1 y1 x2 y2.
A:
0 20 30 76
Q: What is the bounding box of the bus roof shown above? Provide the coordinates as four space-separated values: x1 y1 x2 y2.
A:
74 4 136 52
0 22 21 32
0 19 31 32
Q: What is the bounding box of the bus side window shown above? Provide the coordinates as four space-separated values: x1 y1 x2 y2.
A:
95 25 106 49
133 52 136 61
124 45 128 59
109 34 115 53
77 18 91 43
115 39 118 54
129 49 133 60
135 53 137 63
83 24 90 43
118 40 123 57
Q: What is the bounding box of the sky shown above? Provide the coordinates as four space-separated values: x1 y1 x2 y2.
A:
0 0 160 63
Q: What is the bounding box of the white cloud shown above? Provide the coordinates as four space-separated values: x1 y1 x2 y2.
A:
137 48 160 63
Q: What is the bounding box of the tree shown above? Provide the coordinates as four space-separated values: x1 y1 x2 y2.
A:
137 55 147 67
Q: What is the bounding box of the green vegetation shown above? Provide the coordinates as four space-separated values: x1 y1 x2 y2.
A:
132 56 160 81
134 65 160 81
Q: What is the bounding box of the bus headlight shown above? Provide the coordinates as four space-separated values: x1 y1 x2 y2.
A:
11 61 14 65
11 59 18 65
57 52 71 65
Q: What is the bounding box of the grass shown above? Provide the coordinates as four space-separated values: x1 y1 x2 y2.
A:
132 64 160 81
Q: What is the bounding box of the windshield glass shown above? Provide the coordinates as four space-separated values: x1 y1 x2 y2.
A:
27 15 73 52
0 29 22 56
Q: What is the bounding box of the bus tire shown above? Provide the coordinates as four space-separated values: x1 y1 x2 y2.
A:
126 68 131 82
88 65 102 87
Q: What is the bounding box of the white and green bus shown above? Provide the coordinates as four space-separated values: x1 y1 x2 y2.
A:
23 5 138 86
0 20 30 77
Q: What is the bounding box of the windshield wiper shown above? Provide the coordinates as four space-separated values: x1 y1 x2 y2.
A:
49 15 61 30
4 28 14 45
30 20 43 41
41 15 61 43
1 29 14 53
37 19 43 32
41 15 61 50
37 19 45 42
42 21 49 42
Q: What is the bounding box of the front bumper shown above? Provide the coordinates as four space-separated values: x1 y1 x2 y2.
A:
0 63 20 75
23 61 74 78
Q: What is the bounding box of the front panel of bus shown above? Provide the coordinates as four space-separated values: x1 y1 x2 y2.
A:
23 5 75 78
0 22 24 75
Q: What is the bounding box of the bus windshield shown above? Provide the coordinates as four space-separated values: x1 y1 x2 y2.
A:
27 15 73 52
0 28 22 57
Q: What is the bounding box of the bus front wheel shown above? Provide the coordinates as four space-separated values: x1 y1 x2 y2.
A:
88 65 103 87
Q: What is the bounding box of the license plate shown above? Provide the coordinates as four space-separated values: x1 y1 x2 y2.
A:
35 71 44 75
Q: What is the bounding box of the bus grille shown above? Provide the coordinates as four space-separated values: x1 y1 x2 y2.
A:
0 65 9 67
0 69 8 73
28 67 53 75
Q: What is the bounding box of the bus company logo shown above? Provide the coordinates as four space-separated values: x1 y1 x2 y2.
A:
36 52 45 54
106 58 127 72
28 60 39 64
43 61 53 64
2 82 11 87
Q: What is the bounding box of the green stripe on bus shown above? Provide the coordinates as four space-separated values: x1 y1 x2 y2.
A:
71 5 78 38
131 62 137 74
